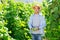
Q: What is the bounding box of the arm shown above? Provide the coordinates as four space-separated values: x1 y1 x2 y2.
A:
39 16 46 29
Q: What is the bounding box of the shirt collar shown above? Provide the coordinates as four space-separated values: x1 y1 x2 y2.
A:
33 12 42 16
39 12 42 16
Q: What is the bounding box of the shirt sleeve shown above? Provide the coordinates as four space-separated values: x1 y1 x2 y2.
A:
39 16 46 29
28 15 33 29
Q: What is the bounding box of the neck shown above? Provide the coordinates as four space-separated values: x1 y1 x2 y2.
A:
34 12 39 14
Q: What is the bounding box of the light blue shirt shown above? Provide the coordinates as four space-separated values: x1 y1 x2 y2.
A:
28 13 46 36
32 14 40 27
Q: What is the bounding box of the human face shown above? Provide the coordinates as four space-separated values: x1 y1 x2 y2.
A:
33 6 40 14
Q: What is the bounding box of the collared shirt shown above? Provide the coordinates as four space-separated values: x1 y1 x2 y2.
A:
28 12 46 35
28 12 46 29
32 14 40 27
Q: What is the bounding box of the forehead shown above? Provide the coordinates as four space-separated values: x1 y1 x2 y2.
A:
34 6 39 8
33 6 40 9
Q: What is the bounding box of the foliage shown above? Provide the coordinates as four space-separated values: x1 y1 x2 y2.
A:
42 0 60 40
0 3 15 40
0 0 60 40
0 0 33 40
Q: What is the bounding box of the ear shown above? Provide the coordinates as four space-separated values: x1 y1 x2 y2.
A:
38 7 40 9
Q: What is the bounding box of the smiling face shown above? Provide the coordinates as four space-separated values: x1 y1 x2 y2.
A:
33 6 40 14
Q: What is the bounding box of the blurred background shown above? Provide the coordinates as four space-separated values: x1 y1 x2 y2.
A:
0 0 60 40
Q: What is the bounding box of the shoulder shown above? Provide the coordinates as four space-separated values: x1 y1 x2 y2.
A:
39 12 45 18
39 12 42 16
30 14 34 18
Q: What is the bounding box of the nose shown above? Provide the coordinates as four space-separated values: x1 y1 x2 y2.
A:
35 9 39 11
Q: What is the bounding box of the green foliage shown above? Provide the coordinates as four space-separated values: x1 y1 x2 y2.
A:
0 0 33 40
0 4 15 40
0 0 60 40
42 0 60 40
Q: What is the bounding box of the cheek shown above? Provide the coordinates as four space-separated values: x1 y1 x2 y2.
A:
34 9 36 11
34 8 39 11
36 9 39 11
35 9 38 11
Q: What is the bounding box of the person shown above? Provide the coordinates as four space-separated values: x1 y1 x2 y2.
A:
28 4 46 40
